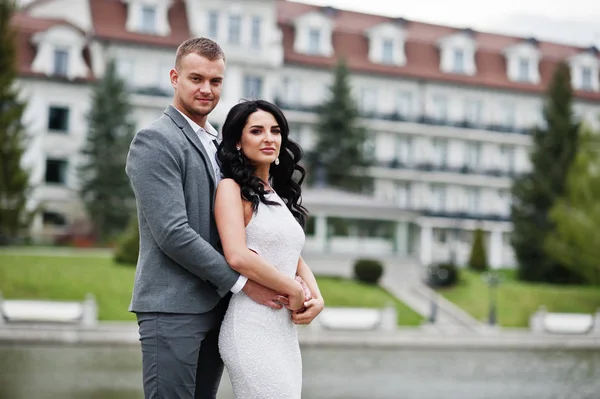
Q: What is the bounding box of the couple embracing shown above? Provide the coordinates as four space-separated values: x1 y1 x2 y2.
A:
125 37 324 399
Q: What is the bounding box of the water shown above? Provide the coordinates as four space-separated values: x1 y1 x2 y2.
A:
0 344 599 399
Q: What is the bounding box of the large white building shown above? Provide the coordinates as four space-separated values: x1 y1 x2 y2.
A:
11 0 600 269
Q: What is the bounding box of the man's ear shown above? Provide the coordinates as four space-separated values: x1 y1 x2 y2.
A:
169 68 178 89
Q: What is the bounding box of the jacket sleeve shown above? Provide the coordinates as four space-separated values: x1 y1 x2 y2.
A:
126 127 240 297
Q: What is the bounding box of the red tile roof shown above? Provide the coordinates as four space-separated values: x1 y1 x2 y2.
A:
89 0 190 47
11 12 92 80
278 0 600 101
11 0 600 101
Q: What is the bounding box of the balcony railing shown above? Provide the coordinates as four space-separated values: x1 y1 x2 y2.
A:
374 160 523 179
131 86 172 97
421 209 511 222
274 98 531 136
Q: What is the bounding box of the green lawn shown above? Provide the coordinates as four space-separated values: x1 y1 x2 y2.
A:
0 252 423 325
0 253 137 321
438 269 600 327
315 276 423 326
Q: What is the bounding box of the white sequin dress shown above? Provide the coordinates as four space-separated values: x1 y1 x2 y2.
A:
219 192 305 399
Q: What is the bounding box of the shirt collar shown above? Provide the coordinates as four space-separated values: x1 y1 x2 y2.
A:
174 107 218 138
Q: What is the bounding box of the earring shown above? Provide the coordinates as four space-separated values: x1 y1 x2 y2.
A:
274 157 280 166
236 146 241 151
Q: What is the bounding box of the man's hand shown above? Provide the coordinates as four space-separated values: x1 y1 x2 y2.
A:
242 279 289 309
291 297 324 325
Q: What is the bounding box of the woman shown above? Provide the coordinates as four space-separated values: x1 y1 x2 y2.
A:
215 99 324 398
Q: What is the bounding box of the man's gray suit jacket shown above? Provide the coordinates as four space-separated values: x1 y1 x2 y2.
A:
125 105 240 314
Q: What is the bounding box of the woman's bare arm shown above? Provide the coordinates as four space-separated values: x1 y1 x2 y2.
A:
215 179 304 309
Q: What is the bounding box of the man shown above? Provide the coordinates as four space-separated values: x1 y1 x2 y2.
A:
126 37 287 399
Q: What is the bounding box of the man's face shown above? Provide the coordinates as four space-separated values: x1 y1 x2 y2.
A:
171 53 225 120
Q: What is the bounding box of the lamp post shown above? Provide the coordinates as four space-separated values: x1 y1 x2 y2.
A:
482 270 504 326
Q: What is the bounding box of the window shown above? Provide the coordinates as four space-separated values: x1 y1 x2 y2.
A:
53 49 69 76
395 136 412 165
359 88 377 114
43 211 67 227
116 59 134 82
432 138 448 167
243 75 263 98
382 39 394 64
251 16 261 48
518 57 530 82
282 77 301 104
500 102 516 129
207 11 219 38
396 91 412 118
465 99 482 125
581 67 593 91
432 95 448 122
431 184 447 212
500 145 516 173
308 28 321 54
47 106 69 132
466 187 480 213
139 6 157 34
228 14 241 45
45 159 68 185
465 142 481 170
453 48 465 73
396 182 412 208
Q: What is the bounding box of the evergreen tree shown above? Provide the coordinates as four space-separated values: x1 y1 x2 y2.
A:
114 214 139 265
468 228 489 272
511 61 581 283
78 60 135 243
306 58 372 192
0 1 31 243
545 125 600 285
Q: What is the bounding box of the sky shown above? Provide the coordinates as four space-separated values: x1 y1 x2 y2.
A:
296 0 600 47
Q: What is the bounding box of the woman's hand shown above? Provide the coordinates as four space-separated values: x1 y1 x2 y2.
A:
295 275 312 301
291 297 325 325
286 279 306 311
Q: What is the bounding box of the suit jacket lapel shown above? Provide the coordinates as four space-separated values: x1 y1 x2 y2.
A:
164 105 217 190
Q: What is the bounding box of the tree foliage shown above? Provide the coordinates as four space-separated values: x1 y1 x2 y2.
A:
78 60 135 242
468 228 489 272
0 0 31 243
306 58 372 192
545 125 600 285
511 61 581 283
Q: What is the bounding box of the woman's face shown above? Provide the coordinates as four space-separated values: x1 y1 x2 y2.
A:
238 109 282 167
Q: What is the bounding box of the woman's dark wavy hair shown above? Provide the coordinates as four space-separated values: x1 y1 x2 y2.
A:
216 99 308 227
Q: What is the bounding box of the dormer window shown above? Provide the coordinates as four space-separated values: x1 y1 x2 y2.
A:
382 39 394 64
504 39 540 84
437 29 477 75
292 9 334 57
31 25 88 80
139 5 157 34
53 48 69 76
366 21 406 66
308 28 321 54
567 47 600 92
518 57 530 82
123 0 174 36
581 66 593 91
453 49 465 73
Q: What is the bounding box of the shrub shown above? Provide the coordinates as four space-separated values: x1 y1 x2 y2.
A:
427 262 459 288
353 258 384 285
469 228 489 272
114 215 139 266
